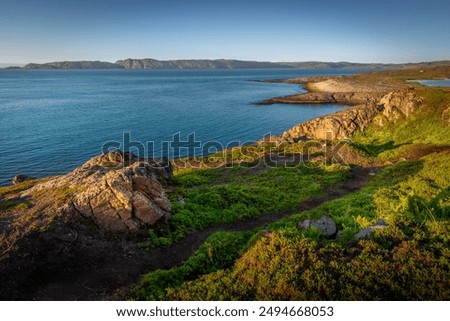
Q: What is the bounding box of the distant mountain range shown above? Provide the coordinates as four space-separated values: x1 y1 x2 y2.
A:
5 58 450 70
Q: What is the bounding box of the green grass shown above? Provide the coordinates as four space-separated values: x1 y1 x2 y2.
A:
0 178 47 198
0 179 48 212
353 89 450 158
0 198 32 211
133 155 441 300
163 151 450 300
167 222 450 300
140 163 350 248
132 231 255 300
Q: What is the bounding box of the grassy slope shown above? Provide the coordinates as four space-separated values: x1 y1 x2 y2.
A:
140 163 349 248
132 69 450 300
167 152 450 300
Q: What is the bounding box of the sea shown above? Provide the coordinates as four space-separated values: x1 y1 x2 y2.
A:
0 68 369 186
411 79 450 87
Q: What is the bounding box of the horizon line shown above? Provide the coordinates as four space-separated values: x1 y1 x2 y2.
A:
2 58 450 68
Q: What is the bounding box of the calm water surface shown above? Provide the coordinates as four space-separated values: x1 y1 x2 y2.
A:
0 68 368 186
412 79 450 87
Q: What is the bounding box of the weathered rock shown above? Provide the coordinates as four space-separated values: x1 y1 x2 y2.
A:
0 151 173 299
257 91 384 106
281 91 422 141
299 215 336 237
72 156 171 233
22 151 172 233
353 228 373 240
282 102 384 141
12 174 34 185
354 219 388 240
374 91 423 126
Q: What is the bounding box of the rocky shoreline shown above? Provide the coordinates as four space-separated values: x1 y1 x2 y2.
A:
256 73 423 141
1 65 448 300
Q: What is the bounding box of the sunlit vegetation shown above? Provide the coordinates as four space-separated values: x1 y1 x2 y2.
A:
132 84 450 300
156 151 450 300
140 163 350 248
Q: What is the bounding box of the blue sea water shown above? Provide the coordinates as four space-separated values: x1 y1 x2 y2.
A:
0 68 367 186
412 79 450 87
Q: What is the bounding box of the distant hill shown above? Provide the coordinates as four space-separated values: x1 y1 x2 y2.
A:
114 58 287 69
15 58 450 70
23 61 123 69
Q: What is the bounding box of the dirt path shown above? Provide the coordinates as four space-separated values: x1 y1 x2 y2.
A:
24 166 375 300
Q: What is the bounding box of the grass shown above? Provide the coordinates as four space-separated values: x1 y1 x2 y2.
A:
352 66 450 86
131 231 255 300
132 156 437 300
0 198 32 212
0 178 51 212
139 163 350 248
353 89 450 158
163 151 450 300
0 178 49 198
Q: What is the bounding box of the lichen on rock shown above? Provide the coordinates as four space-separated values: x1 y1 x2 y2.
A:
23 150 172 233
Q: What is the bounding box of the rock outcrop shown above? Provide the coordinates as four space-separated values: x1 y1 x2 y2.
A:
257 91 384 105
373 91 423 126
0 151 173 299
23 151 172 233
282 102 384 141
281 91 423 141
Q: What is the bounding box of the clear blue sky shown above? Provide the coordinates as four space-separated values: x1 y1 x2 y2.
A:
0 0 449 64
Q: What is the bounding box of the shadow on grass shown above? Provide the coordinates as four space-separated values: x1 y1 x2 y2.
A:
353 141 410 157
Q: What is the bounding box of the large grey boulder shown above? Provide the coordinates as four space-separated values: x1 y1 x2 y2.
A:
299 215 336 237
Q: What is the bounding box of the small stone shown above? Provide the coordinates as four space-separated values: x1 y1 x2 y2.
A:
354 219 388 240
299 215 336 237
354 228 374 240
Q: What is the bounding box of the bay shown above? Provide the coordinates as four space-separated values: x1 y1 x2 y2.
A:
0 68 367 186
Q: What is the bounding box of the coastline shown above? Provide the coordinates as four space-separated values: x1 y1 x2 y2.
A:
254 66 449 141
1 65 450 300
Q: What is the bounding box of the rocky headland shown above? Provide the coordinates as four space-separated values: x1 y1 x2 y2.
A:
257 72 426 141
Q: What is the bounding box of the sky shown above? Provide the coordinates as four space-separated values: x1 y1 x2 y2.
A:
0 0 449 65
